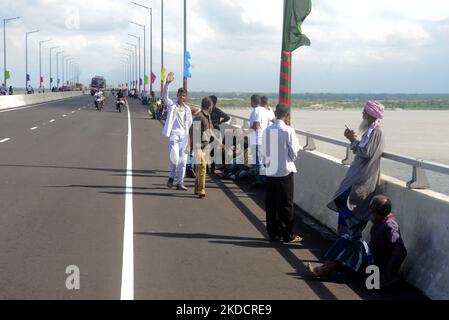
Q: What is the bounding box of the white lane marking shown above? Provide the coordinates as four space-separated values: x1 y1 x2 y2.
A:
62 115 67 117
121 99 134 300
0 96 87 113
71 111 75 114
30 127 38 131
0 138 11 143
50 119 55 123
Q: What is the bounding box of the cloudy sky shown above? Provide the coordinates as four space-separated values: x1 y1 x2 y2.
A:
2 0 449 93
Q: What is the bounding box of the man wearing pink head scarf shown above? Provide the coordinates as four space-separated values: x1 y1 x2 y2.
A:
327 101 386 241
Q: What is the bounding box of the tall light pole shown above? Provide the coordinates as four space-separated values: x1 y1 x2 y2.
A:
121 59 129 88
161 0 164 95
65 58 74 87
61 55 69 89
56 50 64 89
128 34 141 93
125 43 138 91
123 50 134 89
68 60 75 88
130 2 153 92
3 17 21 88
183 0 187 92
129 21 146 92
121 53 132 89
39 39 51 90
49 46 59 90
25 30 39 91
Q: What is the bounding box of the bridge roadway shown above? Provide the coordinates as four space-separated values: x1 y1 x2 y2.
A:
0 94 425 300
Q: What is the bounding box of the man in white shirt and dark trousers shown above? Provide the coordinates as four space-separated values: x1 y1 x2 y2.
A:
263 104 303 243
162 72 193 191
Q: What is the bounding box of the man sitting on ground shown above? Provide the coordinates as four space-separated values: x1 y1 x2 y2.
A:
307 195 407 288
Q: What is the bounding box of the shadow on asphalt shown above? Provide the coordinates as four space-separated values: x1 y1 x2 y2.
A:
210 175 427 300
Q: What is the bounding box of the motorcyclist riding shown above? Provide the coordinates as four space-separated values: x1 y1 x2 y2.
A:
94 89 105 110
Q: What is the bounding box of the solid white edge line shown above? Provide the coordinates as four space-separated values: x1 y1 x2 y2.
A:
121 103 134 300
0 138 11 143
0 96 86 113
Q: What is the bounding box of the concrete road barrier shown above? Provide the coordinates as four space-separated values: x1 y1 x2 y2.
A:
0 91 85 111
294 150 449 300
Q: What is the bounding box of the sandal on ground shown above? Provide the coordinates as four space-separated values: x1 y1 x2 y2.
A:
285 235 303 243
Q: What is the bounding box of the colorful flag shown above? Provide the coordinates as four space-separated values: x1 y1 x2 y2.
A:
184 51 192 78
282 0 312 52
161 67 166 81
151 72 156 85
139 78 143 86
26 74 31 81
5 71 11 80
279 0 312 126
144 75 149 85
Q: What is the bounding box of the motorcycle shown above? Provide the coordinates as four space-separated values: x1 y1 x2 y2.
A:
116 98 126 113
95 96 104 111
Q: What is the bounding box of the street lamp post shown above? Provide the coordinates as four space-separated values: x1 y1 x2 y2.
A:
25 30 39 91
161 0 164 95
129 21 146 92
56 51 64 89
183 0 188 92
49 46 59 90
61 55 69 90
125 43 138 92
130 2 153 92
121 53 132 89
128 35 141 94
39 39 51 90
123 50 134 89
65 58 74 87
3 17 21 88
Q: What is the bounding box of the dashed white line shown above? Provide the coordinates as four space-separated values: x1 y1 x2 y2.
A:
0 138 11 143
50 119 55 123
120 101 134 300
62 115 67 117
30 127 38 131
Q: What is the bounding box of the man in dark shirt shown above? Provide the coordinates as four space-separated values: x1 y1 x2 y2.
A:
209 95 231 130
190 97 214 198
209 95 230 174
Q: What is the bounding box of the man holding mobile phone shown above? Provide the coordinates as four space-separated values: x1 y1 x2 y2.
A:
328 101 386 241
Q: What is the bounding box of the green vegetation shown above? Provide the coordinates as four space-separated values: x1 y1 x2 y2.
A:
185 93 449 110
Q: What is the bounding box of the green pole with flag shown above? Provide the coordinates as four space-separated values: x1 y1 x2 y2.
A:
5 70 11 80
279 0 312 125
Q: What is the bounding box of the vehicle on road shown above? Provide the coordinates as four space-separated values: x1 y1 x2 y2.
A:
94 90 105 111
90 76 107 96
116 98 126 113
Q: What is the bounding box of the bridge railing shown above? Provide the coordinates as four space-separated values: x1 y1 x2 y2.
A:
227 113 449 190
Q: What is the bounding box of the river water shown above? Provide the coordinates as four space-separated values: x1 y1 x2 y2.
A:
224 108 449 196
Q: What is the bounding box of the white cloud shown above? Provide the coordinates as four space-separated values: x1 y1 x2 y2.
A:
2 0 449 93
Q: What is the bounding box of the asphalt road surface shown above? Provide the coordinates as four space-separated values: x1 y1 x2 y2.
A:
0 95 425 300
